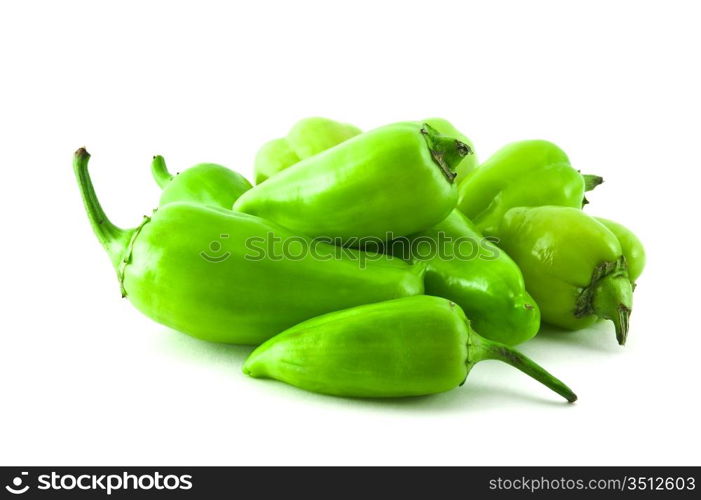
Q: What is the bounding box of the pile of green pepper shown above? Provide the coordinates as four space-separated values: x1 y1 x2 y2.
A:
75 116 644 405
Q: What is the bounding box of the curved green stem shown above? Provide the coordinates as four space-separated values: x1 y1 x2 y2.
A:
592 274 632 345
73 148 135 271
468 333 577 403
151 155 174 188
421 123 472 183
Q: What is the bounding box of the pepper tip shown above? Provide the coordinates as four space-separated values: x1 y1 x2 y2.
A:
614 305 630 346
455 140 472 157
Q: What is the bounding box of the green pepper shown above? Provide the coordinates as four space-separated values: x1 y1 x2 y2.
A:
243 296 576 402
74 148 424 345
254 117 361 184
457 140 602 236
394 210 540 345
253 139 299 184
594 217 646 283
287 116 361 159
151 155 252 209
235 122 471 243
255 117 475 187
496 206 635 345
421 118 477 183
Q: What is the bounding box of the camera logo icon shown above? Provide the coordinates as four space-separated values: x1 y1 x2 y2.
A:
200 234 231 263
5 472 29 495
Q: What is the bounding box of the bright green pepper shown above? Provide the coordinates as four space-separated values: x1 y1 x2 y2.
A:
253 139 300 184
595 217 646 283
254 117 361 184
393 210 540 345
255 117 475 187
235 122 471 243
496 206 635 345
74 148 424 345
151 155 252 209
244 296 576 402
457 140 602 236
421 118 477 183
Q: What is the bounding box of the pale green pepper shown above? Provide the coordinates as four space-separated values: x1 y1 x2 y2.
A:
254 117 361 183
595 217 646 284
496 206 637 345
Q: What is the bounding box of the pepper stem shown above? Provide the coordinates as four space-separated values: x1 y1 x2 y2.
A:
468 333 578 403
592 274 633 345
421 123 471 183
73 148 135 271
582 173 604 192
151 155 174 188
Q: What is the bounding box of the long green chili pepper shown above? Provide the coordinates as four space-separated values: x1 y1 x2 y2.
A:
74 148 424 345
244 296 577 402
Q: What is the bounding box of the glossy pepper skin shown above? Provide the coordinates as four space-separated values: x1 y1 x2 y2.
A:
151 155 252 209
255 117 475 187
395 210 540 345
235 122 472 243
421 118 477 183
151 155 253 210
595 217 646 283
496 206 634 345
74 149 424 345
457 140 603 236
254 117 361 184
244 296 576 402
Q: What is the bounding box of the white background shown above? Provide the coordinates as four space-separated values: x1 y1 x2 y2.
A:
1 0 699 466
